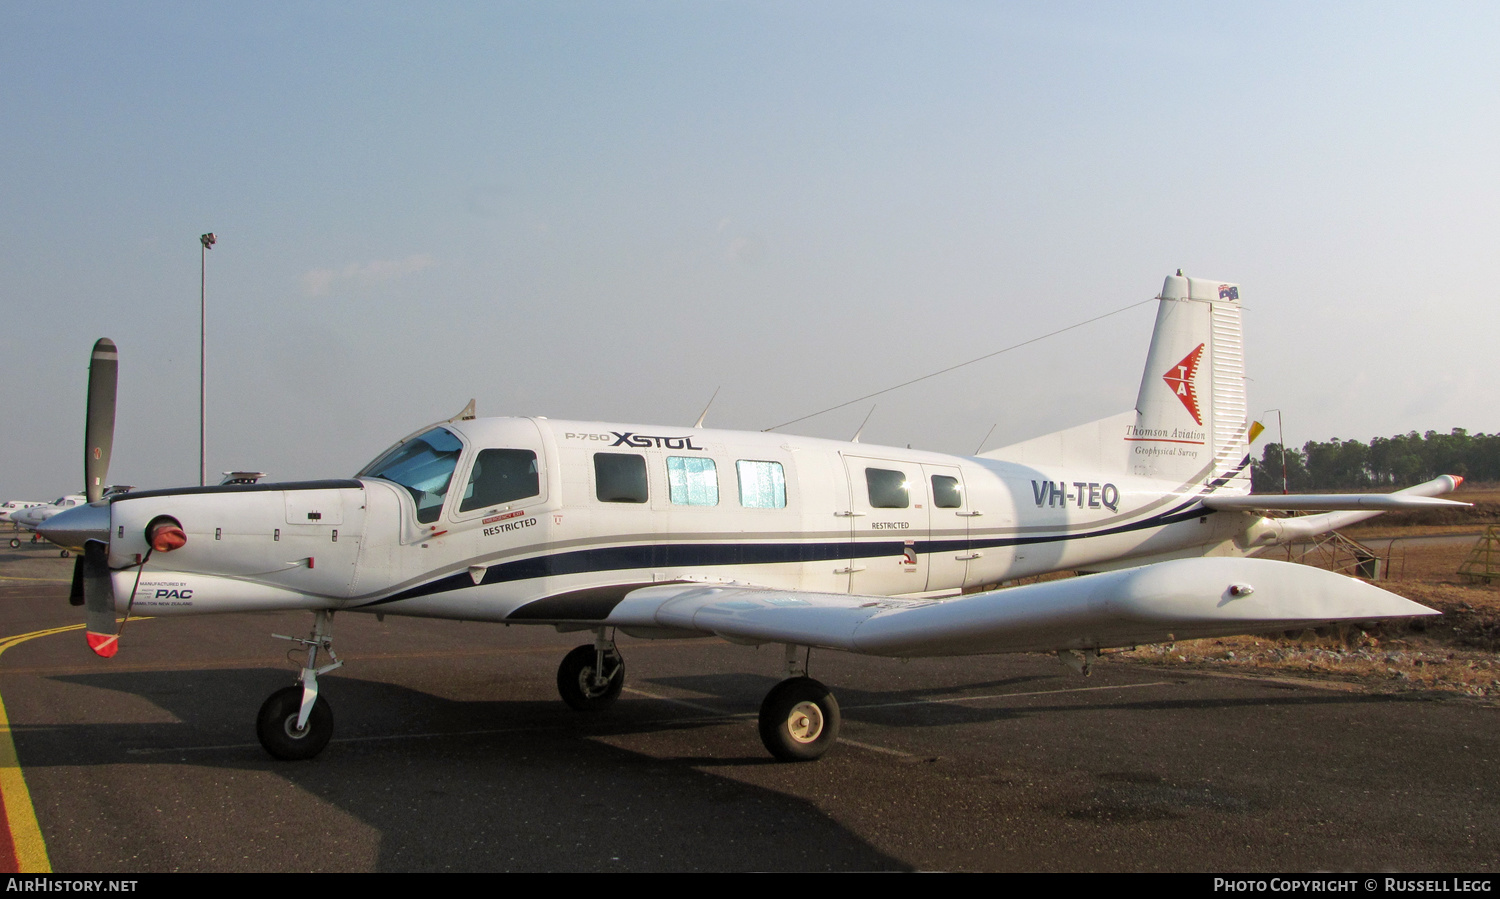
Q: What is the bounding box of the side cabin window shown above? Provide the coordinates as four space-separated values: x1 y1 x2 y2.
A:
360 427 463 524
595 453 649 503
865 468 909 509
931 475 962 509
667 456 718 506
736 460 786 509
460 449 539 512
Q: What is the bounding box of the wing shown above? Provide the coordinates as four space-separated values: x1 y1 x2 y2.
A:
606 557 1435 658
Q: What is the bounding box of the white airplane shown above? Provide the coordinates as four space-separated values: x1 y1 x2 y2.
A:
1 501 47 524
38 276 1466 762
10 495 88 551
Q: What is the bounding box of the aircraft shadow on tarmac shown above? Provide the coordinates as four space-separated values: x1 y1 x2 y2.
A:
640 668 1416 732
24 667 907 872
12 658 1461 872
33 664 1419 761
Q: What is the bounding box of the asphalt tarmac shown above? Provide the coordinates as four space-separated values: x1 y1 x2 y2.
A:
1 544 1495 872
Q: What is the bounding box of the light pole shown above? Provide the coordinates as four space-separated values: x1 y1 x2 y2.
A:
1260 408 1289 494
200 232 215 487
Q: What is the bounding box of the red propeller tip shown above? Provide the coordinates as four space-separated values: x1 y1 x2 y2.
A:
86 632 119 658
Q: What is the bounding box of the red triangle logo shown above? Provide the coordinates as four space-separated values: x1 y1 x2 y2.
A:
1163 343 1205 426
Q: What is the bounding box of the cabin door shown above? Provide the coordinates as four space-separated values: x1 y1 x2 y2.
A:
840 455 929 595
921 464 972 592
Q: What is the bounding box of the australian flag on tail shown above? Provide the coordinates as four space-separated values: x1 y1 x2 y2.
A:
1218 284 1239 300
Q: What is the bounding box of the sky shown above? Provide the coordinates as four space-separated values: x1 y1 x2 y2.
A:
2 1 1497 501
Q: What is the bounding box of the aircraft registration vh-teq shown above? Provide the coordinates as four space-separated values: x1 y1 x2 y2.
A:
39 274 1465 762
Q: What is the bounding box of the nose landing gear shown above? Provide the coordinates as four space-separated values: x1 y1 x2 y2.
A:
257 609 341 760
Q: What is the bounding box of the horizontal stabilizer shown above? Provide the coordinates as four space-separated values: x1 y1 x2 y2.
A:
1204 493 1468 512
608 557 1435 658
1243 475 1467 543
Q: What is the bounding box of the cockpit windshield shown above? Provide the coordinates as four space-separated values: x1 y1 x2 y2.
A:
358 427 463 523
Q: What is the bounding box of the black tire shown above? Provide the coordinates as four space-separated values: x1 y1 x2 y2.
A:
758 677 840 762
8 539 17 549
556 644 625 711
60 549 69 558
256 685 334 760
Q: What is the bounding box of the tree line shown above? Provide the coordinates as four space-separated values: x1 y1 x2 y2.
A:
1251 429 1500 493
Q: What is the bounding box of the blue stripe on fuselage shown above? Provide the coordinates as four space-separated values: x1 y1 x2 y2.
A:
355 498 1213 612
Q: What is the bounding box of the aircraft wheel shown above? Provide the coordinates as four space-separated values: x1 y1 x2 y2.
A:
556 644 624 711
256 686 333 761
29 535 38 544
758 677 840 762
59 549 69 558
8 539 17 549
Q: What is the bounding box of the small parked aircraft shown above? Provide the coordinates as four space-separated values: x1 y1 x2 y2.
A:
10 495 87 551
38 274 1464 761
1 501 48 524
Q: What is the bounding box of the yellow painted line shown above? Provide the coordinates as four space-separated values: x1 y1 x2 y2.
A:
0 623 83 873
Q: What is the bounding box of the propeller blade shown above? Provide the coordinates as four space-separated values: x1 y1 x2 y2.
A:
85 338 118 503
68 554 85 607
81 540 119 658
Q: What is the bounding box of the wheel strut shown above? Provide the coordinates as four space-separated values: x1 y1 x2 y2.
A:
271 609 343 730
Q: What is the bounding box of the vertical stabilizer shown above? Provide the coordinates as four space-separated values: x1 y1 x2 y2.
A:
1129 274 1249 493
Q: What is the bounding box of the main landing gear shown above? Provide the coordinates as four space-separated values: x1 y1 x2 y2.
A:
257 609 341 760
552 636 842 762
556 630 626 711
757 644 841 761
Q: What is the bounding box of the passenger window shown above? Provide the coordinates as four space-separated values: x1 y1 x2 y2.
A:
931 475 962 509
460 449 539 512
667 457 718 506
865 468 909 509
595 453 649 503
736 460 786 509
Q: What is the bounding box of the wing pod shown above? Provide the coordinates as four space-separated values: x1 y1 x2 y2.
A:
608 557 1435 658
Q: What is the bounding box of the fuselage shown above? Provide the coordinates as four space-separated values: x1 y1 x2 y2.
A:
90 416 1267 623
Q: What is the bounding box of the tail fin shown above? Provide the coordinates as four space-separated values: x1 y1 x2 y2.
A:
983 272 1251 491
1130 273 1249 492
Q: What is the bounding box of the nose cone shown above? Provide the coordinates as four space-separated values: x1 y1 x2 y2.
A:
36 502 111 552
